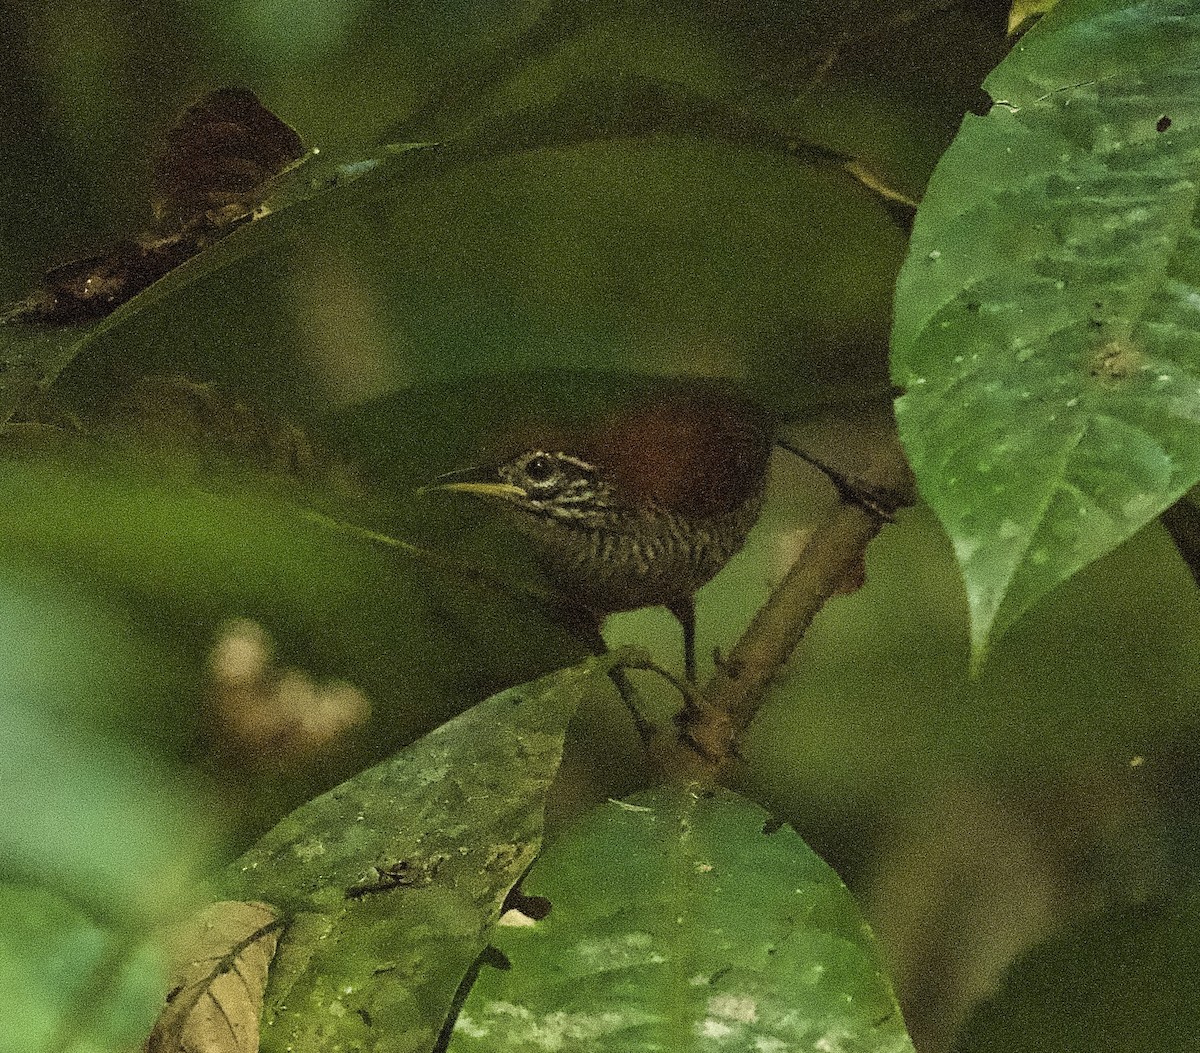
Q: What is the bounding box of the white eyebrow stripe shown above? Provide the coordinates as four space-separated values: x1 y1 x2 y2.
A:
551 453 597 474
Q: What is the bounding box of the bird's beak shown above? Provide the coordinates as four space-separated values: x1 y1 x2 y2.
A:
418 466 528 500
436 480 528 499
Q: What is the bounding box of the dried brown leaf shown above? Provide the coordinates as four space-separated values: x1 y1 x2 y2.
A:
148 900 282 1053
151 88 305 229
7 89 304 325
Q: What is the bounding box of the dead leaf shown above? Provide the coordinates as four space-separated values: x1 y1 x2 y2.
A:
16 237 193 323
6 89 305 325
151 88 305 230
148 900 282 1053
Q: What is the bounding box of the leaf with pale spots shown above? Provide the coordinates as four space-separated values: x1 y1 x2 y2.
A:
223 657 622 1053
891 0 1200 658
447 784 914 1053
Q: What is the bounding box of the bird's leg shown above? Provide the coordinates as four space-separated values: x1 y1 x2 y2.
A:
606 665 658 745
666 594 697 683
610 653 709 750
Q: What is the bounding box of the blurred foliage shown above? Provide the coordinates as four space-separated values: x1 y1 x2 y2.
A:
0 885 169 1053
3 2 1198 1053
953 887 1200 1053
0 567 218 1053
1 0 1010 424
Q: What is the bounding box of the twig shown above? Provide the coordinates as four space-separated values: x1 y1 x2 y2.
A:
666 499 894 783
775 436 905 521
706 504 883 737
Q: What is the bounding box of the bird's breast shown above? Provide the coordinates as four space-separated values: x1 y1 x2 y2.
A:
515 490 765 615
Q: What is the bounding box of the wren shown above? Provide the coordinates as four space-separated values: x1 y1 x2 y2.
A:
434 390 775 680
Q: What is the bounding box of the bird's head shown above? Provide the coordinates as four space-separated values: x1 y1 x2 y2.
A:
432 448 621 528
428 390 775 528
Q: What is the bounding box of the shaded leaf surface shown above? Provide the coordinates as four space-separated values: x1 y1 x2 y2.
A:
1 0 953 428
224 658 621 1053
449 785 914 1052
148 901 281 1053
43 110 901 424
953 888 1200 1053
393 0 1000 200
891 0 1200 654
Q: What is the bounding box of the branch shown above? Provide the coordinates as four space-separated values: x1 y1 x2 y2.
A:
647 434 913 785
708 504 883 735
655 503 885 783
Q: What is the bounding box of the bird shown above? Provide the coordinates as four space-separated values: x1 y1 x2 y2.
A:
429 388 777 681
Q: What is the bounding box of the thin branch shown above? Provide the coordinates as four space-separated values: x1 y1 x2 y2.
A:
705 503 883 738
665 503 886 783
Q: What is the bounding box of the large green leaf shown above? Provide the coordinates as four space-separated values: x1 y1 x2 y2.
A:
953 888 1200 1053
448 785 914 1053
891 0 1200 657
224 657 621 1053
390 0 1001 196
2 0 1000 289
39 122 901 424
4 0 999 428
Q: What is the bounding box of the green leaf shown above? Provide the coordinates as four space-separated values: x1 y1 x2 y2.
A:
448 784 914 1053
42 129 900 423
0 885 167 1053
891 0 1200 657
387 0 1000 203
953 888 1200 1053
4 1 1007 425
224 657 622 1053
5 13 920 425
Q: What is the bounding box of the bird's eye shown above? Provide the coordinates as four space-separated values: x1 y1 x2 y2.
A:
524 454 556 483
